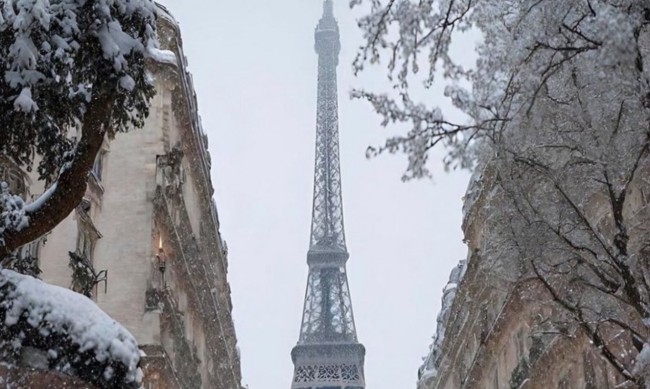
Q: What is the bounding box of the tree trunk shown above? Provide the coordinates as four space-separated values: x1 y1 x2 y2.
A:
0 91 115 258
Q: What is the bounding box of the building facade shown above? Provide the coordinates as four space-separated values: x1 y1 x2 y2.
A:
415 159 647 389
0 5 242 389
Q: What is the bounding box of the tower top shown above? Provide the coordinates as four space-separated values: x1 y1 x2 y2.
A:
317 0 337 31
323 0 334 18
316 0 340 61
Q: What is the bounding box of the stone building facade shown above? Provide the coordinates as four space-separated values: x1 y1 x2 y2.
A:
416 161 638 389
0 4 242 389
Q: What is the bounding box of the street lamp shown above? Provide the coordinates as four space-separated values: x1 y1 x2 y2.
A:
155 237 167 288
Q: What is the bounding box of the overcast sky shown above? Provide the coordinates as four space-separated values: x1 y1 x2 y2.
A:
161 1 471 388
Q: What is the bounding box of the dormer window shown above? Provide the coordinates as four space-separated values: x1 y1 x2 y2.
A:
75 199 100 261
71 199 104 298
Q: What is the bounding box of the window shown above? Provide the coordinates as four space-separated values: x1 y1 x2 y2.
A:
157 146 184 197
70 199 103 297
9 238 44 277
77 227 94 261
92 151 105 181
22 239 41 262
75 200 98 260
71 206 104 298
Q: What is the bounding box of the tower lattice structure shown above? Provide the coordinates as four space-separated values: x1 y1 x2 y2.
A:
291 1 365 388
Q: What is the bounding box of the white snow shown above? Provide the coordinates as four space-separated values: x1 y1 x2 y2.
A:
13 88 38 112
0 269 141 385
95 21 145 71
147 48 177 66
1 0 159 117
119 75 136 92
24 181 57 213
0 183 29 236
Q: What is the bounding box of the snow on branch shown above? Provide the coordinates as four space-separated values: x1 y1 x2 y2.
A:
0 269 142 389
0 0 160 257
0 183 29 241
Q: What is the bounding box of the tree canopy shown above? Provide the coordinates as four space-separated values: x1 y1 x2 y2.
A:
354 0 650 386
0 1 160 386
0 0 158 256
353 0 649 179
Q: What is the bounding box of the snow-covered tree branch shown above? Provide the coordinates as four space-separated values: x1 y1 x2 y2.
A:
352 0 650 178
0 0 161 386
0 269 142 388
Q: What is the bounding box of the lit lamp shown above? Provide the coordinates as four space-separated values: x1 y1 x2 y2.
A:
155 237 167 287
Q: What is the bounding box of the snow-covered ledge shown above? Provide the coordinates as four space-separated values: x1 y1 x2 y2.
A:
147 47 178 67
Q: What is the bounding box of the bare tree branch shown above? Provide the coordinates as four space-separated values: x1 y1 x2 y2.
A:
0 91 115 258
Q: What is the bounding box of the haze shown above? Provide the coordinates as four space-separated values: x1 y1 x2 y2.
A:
161 1 471 388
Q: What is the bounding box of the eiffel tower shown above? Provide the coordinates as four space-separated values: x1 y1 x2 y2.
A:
290 1 365 388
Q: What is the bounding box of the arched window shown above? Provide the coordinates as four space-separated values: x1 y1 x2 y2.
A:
70 199 104 298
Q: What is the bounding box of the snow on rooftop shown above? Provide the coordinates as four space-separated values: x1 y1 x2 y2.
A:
419 260 467 383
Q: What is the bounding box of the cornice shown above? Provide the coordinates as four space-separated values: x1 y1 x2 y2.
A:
149 5 228 278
